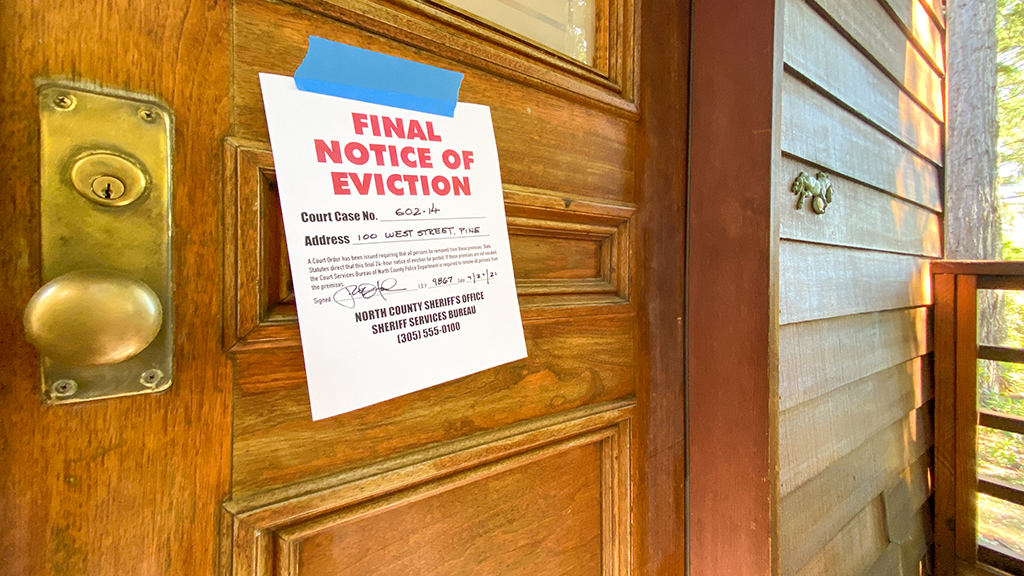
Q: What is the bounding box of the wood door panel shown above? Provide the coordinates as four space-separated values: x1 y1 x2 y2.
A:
1 0 694 570
233 0 636 203
223 0 650 569
223 139 634 350
226 0 640 505
232 312 634 496
296 443 602 576
224 402 632 576
510 235 603 279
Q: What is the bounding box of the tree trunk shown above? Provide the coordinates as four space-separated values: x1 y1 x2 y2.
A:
947 0 1004 392
947 0 1001 260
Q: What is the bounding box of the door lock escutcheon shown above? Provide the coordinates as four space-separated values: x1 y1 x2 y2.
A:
70 152 148 206
27 82 174 404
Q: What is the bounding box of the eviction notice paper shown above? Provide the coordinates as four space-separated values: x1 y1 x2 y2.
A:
260 73 527 421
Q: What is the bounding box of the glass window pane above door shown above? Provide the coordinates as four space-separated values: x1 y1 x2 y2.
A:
443 0 596 64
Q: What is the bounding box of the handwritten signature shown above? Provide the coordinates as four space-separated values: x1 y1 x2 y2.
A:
332 278 406 308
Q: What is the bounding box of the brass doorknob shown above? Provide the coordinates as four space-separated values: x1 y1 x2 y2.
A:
24 270 163 367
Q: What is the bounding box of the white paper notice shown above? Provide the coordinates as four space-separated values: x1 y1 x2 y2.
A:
260 73 527 420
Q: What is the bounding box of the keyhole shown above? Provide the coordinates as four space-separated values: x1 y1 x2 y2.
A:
89 175 126 201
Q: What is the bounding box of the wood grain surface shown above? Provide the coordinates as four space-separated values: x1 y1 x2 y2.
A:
295 443 603 576
0 1 233 575
779 240 932 324
687 1 781 574
805 0 943 119
878 0 946 73
779 306 931 410
864 543 903 576
931 260 1024 276
919 0 945 28
218 0 694 575
955 274 980 563
792 496 890 576
933 272 958 575
0 0 699 572
779 405 933 575
223 402 633 576
781 74 941 211
233 0 635 202
780 356 932 494
231 311 635 497
784 0 942 164
777 2 943 575
896 504 933 575
806 492 932 576
777 156 942 258
223 136 639 351
633 0 689 571
509 234 603 279
883 453 933 543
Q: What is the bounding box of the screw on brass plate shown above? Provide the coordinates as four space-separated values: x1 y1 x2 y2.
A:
138 109 157 123
90 176 126 200
50 379 78 398
52 94 76 110
140 369 164 387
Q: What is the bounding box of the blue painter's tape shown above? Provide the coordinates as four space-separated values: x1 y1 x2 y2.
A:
294 36 464 117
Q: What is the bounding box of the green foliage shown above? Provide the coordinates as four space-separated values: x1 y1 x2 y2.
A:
1004 210 1024 258
979 426 1024 478
998 0 1024 184
980 383 1024 415
979 493 1024 555
1001 194 1024 258
978 1 1024 552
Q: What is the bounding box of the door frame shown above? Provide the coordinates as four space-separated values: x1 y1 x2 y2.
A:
686 1 782 575
0 0 782 574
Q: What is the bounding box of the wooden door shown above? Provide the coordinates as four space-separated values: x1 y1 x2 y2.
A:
0 0 688 574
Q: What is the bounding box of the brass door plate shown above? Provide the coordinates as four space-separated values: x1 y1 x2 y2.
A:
37 82 174 404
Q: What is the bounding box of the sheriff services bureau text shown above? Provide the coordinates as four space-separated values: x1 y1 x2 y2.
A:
354 291 485 344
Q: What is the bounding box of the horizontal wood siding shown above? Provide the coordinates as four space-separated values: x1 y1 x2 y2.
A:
883 454 933 543
784 0 941 164
879 0 945 73
793 496 890 576
864 543 903 576
777 0 942 575
864 503 932 576
780 410 933 575
780 356 932 495
779 241 932 324
781 75 941 211
779 307 930 411
778 158 941 258
804 0 943 120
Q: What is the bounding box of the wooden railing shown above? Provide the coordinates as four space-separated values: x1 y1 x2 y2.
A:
934 261 1024 576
